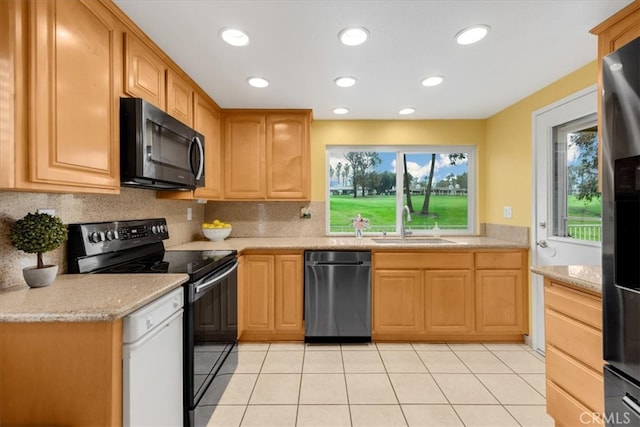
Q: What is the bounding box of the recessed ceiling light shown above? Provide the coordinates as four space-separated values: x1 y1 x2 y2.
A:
399 108 415 115
421 76 444 87
455 24 490 45
220 28 250 47
334 77 357 88
247 77 269 88
333 107 349 115
338 27 369 46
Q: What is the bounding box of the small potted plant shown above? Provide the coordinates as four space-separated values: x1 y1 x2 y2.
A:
9 212 68 288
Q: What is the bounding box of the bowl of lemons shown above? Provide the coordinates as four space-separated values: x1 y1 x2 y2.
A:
201 219 232 241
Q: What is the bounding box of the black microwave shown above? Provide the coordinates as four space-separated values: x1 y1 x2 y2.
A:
120 97 205 190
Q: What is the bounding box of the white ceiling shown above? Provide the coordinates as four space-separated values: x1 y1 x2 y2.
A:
113 0 632 120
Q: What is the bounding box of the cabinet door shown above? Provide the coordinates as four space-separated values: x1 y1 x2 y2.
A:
424 270 474 334
193 93 222 199
475 269 525 333
224 114 265 199
27 0 119 192
166 68 193 126
373 269 424 335
242 255 274 331
124 32 166 109
266 113 310 200
274 254 303 333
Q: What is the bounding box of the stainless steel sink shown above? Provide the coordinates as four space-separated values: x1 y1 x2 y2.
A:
371 238 455 244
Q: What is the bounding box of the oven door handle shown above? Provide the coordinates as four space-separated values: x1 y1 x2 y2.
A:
194 261 238 295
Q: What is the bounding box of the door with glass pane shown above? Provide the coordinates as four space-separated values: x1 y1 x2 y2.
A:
532 86 602 353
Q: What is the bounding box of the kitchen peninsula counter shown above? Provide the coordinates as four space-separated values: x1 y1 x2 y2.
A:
168 235 529 252
530 264 602 294
0 274 188 322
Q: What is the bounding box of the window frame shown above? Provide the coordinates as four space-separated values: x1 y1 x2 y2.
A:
325 145 477 236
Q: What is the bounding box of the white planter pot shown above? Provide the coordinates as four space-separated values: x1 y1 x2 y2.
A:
22 265 58 288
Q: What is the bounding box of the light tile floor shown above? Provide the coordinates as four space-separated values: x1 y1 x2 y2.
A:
195 342 553 427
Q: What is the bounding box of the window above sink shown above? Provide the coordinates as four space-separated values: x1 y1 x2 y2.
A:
326 146 477 237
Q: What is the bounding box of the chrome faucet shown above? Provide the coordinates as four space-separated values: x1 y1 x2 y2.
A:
401 205 412 238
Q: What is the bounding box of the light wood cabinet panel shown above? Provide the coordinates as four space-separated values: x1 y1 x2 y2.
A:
373 269 424 335
374 252 473 270
240 251 304 340
545 309 603 372
124 31 166 109
3 0 121 193
266 114 310 199
0 320 122 426
475 269 525 333
545 281 602 329
224 114 266 199
274 254 304 332
242 254 274 331
166 68 194 126
547 380 603 426
424 270 474 333
546 346 604 413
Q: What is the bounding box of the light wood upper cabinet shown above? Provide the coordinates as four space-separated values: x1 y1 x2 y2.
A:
224 114 266 199
223 110 312 200
124 31 166 110
239 251 304 341
166 68 194 126
193 93 223 199
0 0 120 193
266 114 311 199
590 2 640 191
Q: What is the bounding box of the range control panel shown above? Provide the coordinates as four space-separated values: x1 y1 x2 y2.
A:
67 218 169 257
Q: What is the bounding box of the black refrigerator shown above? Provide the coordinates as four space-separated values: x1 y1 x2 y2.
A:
602 36 640 426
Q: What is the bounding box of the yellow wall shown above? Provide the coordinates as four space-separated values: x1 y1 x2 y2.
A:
310 61 597 228
484 61 597 226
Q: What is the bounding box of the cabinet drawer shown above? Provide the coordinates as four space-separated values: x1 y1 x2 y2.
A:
546 346 604 413
547 380 603 426
545 281 602 330
545 309 603 372
475 251 522 269
373 252 473 269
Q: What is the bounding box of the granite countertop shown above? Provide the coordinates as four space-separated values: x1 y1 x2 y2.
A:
530 265 602 294
0 274 189 322
168 236 529 252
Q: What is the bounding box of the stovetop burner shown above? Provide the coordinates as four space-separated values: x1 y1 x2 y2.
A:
67 218 236 280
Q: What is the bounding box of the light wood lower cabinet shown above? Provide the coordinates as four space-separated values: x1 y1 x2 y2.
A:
373 269 424 335
239 251 304 341
372 250 527 342
544 279 604 426
0 320 123 426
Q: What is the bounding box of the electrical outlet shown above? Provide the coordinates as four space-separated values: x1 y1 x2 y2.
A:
37 209 56 216
187 207 192 221
503 206 512 219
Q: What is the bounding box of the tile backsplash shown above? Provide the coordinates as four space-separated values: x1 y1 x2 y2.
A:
1 189 530 290
0 189 205 289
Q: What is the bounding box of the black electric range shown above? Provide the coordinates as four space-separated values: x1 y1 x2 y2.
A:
66 218 235 278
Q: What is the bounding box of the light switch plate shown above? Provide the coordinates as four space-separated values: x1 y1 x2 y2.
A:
187 207 192 221
503 206 512 219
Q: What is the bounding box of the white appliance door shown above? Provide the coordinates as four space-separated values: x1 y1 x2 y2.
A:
123 309 183 427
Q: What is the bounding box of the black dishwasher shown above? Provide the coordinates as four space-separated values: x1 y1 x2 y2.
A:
304 251 371 343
